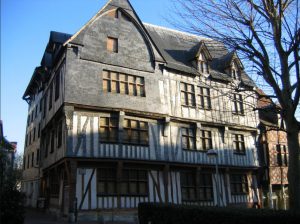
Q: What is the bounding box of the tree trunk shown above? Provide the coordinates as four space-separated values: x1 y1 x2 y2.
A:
285 116 300 210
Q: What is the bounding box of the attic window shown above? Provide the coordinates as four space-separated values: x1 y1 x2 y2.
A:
231 61 241 80
107 37 118 53
198 52 209 74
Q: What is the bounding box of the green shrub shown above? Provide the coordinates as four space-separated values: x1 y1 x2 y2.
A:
138 203 300 224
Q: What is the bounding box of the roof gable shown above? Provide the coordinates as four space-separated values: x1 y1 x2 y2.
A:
195 41 212 61
64 0 164 63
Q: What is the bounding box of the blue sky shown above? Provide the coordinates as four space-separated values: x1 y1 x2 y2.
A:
1 0 174 155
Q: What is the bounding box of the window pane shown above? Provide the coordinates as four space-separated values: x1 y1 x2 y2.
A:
119 74 126 81
128 83 135 95
130 120 137 129
188 128 194 135
107 169 115 178
138 171 147 180
206 188 213 199
120 182 128 194
136 77 143 84
122 170 129 179
137 85 145 96
110 72 118 80
182 188 188 200
131 130 139 143
182 137 188 149
181 93 187 105
98 182 105 194
189 188 196 199
123 119 130 128
139 122 147 130
103 80 110 92
128 76 135 83
111 81 118 93
189 137 195 149
103 70 110 79
129 170 137 180
100 117 108 126
123 130 130 142
120 82 127 94
187 84 194 92
107 182 115 194
130 182 137 194
181 83 186 91
199 188 205 200
110 129 118 141
140 131 149 145
139 182 147 194
100 127 109 140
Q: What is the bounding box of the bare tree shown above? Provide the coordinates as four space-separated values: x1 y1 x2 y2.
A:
171 0 300 210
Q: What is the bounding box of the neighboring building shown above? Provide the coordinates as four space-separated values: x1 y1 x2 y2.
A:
257 90 289 210
22 0 260 221
22 66 48 207
0 120 17 185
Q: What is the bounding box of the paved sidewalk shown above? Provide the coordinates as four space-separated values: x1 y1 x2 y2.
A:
24 209 136 224
24 209 68 224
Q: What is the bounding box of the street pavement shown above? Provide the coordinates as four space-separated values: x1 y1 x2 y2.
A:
24 209 68 224
24 209 135 224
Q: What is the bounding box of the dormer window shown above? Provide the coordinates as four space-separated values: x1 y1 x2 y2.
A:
198 52 209 74
231 61 241 80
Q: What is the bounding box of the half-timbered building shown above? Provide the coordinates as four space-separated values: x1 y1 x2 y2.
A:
22 0 260 221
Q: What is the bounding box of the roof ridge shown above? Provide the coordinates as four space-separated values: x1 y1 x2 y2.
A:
143 23 211 41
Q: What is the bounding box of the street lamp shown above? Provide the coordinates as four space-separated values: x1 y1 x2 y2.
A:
207 149 220 206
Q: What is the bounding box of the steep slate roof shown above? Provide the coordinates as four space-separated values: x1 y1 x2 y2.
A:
23 31 71 99
144 23 255 86
144 23 227 75
49 31 72 45
24 0 255 100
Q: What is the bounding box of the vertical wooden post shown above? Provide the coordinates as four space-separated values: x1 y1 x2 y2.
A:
196 167 201 203
163 165 170 203
68 160 77 222
117 161 123 208
223 168 230 206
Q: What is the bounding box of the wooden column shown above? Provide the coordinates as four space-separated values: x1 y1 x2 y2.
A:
223 167 230 206
68 159 77 221
64 106 74 156
117 161 123 208
163 165 170 203
195 167 201 202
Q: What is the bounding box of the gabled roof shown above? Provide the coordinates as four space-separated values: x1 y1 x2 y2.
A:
64 0 165 63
